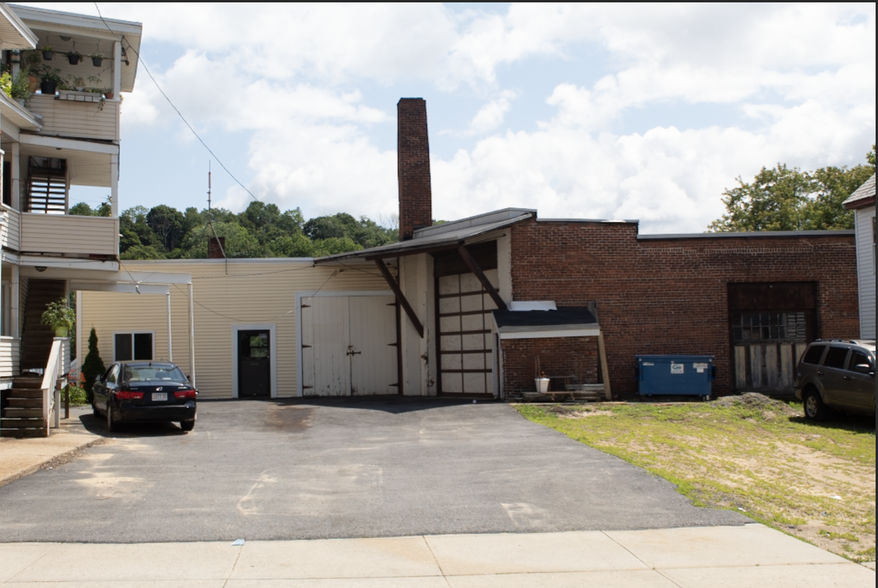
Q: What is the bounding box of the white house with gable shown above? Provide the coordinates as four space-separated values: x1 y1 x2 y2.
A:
843 174 876 339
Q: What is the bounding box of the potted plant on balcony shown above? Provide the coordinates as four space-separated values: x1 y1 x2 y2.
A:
66 50 81 65
90 53 104 67
41 45 54 60
1 68 35 107
24 51 42 92
41 299 76 337
39 66 62 95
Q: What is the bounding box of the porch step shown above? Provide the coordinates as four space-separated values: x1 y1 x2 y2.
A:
6 387 43 398
0 426 48 438
11 377 43 389
2 407 42 418
5 398 42 408
1 417 44 428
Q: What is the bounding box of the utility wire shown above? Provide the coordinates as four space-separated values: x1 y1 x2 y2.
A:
93 2 260 203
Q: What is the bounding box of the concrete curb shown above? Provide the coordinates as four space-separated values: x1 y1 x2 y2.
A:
0 436 104 488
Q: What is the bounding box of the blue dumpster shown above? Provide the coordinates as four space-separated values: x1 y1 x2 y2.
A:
636 355 716 400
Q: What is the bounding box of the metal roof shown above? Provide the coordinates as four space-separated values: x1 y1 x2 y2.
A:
638 230 855 240
316 210 533 263
492 307 598 330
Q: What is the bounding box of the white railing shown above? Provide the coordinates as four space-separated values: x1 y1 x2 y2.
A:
0 337 20 379
41 337 69 431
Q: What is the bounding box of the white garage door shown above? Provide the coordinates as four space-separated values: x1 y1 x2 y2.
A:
301 294 398 396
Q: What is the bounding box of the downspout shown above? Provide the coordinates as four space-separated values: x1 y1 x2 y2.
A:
188 283 196 387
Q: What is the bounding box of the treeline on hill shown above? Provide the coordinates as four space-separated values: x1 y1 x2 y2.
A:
69 201 398 259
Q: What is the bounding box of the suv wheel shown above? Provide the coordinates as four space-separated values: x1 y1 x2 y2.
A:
804 390 828 421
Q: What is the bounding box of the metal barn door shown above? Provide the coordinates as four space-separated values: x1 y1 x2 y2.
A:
302 295 397 396
437 268 499 395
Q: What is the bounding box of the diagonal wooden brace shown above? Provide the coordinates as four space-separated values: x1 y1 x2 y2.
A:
457 244 507 311
374 259 424 338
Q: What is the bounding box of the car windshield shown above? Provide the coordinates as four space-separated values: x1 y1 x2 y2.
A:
125 365 187 383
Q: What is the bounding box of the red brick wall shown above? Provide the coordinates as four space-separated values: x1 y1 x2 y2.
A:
500 336 599 397
398 98 432 241
510 220 859 397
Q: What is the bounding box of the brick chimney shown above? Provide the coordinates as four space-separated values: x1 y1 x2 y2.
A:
398 98 432 241
208 236 226 259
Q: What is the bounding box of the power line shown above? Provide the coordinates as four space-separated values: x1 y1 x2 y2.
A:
92 2 260 203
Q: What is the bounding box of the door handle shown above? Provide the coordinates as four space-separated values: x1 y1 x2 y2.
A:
816 371 824 375
843 376 852 380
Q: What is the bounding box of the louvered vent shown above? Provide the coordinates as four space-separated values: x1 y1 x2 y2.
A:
26 157 68 214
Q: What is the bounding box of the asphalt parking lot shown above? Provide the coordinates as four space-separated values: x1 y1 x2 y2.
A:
0 399 747 543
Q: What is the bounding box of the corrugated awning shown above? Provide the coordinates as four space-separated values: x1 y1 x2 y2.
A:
491 307 600 340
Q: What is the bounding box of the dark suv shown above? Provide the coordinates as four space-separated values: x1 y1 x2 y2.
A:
794 340 875 420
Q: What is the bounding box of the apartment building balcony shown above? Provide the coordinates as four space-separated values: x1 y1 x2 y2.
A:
26 93 119 142
19 212 118 259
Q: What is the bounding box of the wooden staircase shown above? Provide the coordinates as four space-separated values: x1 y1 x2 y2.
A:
0 279 68 438
20 279 66 372
0 375 46 438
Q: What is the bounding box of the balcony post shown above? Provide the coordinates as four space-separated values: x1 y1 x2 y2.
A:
110 153 119 218
10 142 19 210
10 264 19 338
113 41 122 100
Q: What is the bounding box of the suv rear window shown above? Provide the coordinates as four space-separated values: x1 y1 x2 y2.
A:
823 347 849 369
802 345 826 365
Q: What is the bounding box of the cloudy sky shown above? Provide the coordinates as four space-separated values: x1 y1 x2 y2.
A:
29 2 876 233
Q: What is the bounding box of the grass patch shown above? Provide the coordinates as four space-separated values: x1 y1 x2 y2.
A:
516 394 875 562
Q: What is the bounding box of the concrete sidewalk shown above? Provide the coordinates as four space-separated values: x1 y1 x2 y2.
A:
0 406 100 488
0 524 873 587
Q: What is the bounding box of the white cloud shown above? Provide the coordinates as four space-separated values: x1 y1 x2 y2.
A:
22 3 874 233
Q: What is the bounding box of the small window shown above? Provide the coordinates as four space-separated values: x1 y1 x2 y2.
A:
802 345 826 365
823 347 849 369
732 312 806 343
114 332 153 362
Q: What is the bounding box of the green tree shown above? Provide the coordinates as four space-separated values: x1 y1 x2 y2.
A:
81 327 105 404
708 158 874 232
147 205 185 251
179 222 263 258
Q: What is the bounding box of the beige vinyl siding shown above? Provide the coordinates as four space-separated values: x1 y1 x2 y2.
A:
855 206 875 339
0 337 19 378
20 214 118 256
80 259 391 399
1 206 19 250
27 95 119 142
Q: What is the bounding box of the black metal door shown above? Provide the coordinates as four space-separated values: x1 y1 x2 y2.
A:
238 330 270 398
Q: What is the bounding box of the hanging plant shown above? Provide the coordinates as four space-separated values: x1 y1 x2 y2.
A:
66 51 81 65
41 45 53 60
90 53 103 67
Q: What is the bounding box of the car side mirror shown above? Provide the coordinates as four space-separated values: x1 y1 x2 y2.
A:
852 363 874 376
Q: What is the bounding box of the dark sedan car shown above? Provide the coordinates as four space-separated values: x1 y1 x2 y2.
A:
93 362 197 432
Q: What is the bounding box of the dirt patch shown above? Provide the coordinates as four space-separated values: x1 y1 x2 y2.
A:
712 392 800 417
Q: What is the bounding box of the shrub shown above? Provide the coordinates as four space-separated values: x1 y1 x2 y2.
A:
81 328 105 404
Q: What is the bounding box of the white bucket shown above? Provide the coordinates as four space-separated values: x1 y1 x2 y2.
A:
535 377 550 393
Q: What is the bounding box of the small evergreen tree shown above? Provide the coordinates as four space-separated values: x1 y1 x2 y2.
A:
81 328 105 404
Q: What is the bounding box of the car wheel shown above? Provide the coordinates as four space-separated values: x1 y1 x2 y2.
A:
107 403 120 432
804 390 828 421
179 420 195 432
